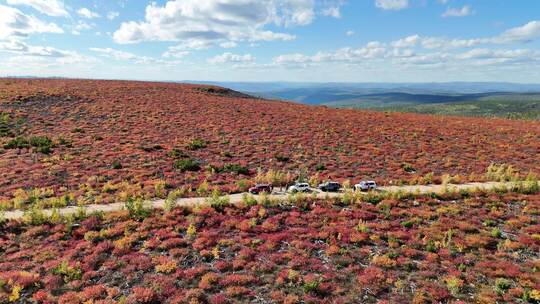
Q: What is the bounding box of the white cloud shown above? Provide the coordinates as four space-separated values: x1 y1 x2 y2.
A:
0 40 74 57
112 0 313 45
162 49 190 59
274 41 387 65
77 7 100 19
90 47 139 61
169 40 214 51
442 5 473 18
208 52 255 64
494 21 540 43
346 30 355 36
107 11 119 20
71 20 92 35
5 0 69 17
375 0 409 11
389 20 540 51
456 48 532 60
89 47 182 65
392 34 420 48
0 4 63 39
322 6 341 18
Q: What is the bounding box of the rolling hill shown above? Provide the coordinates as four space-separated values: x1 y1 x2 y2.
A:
1 79 540 304
190 81 540 119
0 78 539 209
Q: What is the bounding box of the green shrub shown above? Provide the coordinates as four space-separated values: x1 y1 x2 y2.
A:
4 136 30 149
223 164 249 175
303 279 321 293
173 159 200 172
187 139 207 150
401 163 415 173
4 135 55 154
495 278 512 294
275 155 290 162
315 164 326 171
53 261 82 282
491 227 502 238
208 163 249 175
0 112 12 137
29 136 54 154
112 160 123 169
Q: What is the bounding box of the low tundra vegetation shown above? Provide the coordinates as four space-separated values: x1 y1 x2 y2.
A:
0 190 539 303
1 79 539 207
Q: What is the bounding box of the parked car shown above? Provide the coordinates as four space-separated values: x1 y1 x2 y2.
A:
288 182 311 193
318 181 342 192
248 184 273 195
354 181 377 192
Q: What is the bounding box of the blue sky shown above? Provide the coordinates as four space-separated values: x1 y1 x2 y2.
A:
1 0 540 82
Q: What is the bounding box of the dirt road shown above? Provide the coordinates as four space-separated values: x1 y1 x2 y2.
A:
2 181 532 220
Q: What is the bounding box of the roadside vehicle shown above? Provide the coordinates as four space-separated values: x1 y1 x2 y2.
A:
354 181 377 192
288 182 311 193
248 184 273 194
318 181 342 192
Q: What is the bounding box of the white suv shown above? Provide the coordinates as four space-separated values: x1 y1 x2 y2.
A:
288 182 311 193
354 181 377 192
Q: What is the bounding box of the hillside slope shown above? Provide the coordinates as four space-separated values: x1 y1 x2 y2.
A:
0 79 539 205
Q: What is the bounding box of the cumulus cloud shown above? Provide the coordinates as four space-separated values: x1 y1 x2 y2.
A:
375 0 409 11
0 4 63 39
442 5 473 18
494 20 540 43
390 20 540 50
208 52 255 64
392 35 420 48
274 41 387 65
77 7 100 19
346 30 355 36
5 0 69 17
112 0 315 45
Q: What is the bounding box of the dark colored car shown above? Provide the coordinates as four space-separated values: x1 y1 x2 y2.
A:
248 184 273 194
318 181 342 192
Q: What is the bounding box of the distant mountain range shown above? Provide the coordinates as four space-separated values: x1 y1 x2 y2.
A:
183 81 540 120
183 81 540 103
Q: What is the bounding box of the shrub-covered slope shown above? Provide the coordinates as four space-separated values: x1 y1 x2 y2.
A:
0 192 539 303
0 79 539 205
